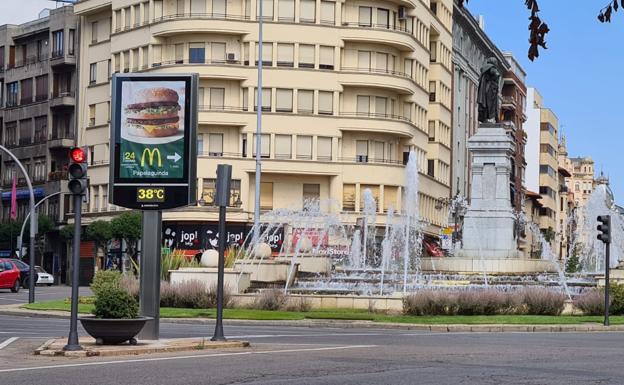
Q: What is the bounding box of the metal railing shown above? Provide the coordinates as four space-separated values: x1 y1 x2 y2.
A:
341 21 413 34
154 12 251 23
339 111 413 123
341 66 410 78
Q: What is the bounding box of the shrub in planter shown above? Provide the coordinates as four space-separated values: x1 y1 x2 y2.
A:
520 287 565 316
93 285 139 319
91 270 123 297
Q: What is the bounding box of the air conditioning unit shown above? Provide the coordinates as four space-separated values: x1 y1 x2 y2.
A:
226 53 236 62
398 6 407 20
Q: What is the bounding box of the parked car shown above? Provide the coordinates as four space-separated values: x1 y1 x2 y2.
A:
8 258 31 288
35 266 54 286
0 259 22 293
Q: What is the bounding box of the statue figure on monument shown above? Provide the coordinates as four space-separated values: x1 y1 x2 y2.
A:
477 57 501 123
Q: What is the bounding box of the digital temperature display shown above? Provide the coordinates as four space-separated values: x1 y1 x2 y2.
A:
137 187 166 203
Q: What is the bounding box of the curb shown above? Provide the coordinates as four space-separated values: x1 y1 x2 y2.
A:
3 306 624 333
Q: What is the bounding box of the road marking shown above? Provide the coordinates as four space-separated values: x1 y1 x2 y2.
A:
0 345 376 373
228 332 388 339
0 337 19 350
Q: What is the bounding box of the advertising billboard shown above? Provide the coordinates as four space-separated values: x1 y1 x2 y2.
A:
110 74 198 210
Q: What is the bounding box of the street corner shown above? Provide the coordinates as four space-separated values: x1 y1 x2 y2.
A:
34 337 250 358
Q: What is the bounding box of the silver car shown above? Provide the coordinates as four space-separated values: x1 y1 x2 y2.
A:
35 266 54 286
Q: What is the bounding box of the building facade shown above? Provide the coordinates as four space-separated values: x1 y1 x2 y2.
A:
74 0 454 250
556 134 572 260
0 7 78 274
451 1 507 201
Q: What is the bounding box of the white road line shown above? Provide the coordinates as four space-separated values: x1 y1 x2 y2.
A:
0 345 377 374
0 337 19 350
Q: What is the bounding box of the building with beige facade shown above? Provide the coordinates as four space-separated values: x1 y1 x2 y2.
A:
73 0 454 252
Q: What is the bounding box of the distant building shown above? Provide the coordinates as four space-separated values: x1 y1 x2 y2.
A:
0 6 78 275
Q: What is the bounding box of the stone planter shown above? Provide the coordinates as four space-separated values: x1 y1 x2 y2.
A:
79 316 151 345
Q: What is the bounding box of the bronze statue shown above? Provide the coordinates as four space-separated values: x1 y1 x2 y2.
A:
477 57 501 123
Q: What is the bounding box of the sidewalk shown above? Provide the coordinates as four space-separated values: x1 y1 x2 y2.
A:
2 304 623 333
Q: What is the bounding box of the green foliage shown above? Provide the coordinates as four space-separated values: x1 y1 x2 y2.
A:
93 285 139 319
90 270 122 297
60 225 74 240
161 249 201 280
85 220 113 246
541 227 556 243
565 245 581 273
609 283 624 315
110 212 141 243
0 221 22 243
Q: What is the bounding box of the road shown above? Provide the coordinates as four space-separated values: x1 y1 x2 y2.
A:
0 285 92 306
0 314 623 384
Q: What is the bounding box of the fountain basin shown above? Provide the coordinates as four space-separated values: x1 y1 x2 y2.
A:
421 257 559 273
234 260 299 286
275 255 332 275
169 268 251 293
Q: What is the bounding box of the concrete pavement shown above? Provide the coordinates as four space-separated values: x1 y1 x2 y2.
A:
0 285 92 306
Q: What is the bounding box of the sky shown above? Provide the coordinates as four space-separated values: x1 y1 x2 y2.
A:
466 0 624 202
2 0 623 201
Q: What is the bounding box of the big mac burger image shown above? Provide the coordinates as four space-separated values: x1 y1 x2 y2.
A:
125 87 181 137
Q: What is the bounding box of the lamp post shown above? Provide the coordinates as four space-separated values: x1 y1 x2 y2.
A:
17 191 62 260
0 145 37 303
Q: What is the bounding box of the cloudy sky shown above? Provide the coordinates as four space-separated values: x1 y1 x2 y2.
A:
0 0 62 25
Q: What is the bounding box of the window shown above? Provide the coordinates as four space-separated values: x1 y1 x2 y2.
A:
375 97 387 117
52 30 64 57
190 0 206 15
320 1 335 24
213 0 226 16
404 59 413 78
89 63 97 84
429 40 437 62
318 91 333 114
376 52 388 72
211 42 226 63
278 0 295 21
114 53 120 72
257 42 273 66
357 96 370 115
35 75 48 101
317 137 332 161
189 43 205 63
6 82 18 107
20 78 33 104
343 184 356 211
428 121 435 141
208 133 224 156
360 185 379 212
429 81 436 102
202 179 241 206
5 122 17 146
319 46 334 70
384 186 398 212
260 182 273 210
303 184 320 206
123 51 130 72
358 6 372 27
91 21 98 43
144 2 150 22
107 59 112 77
154 0 163 19
142 46 148 68
242 88 249 111
198 87 205 106
253 134 271 158
134 5 140 26
255 88 272 111
175 43 184 63
427 159 435 177
197 134 204 154
124 7 131 28
34 116 47 143
376 8 390 28
298 44 315 68
88 104 96 126
275 135 292 159
209 88 225 109
276 89 293 112
19 118 32 145
356 140 368 163
277 43 294 67
258 0 274 19
300 0 315 22
115 10 122 31
297 90 313 114
297 136 312 160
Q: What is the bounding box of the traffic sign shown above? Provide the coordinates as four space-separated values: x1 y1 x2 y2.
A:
109 74 198 210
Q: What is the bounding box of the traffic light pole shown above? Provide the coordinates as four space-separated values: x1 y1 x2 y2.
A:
604 241 610 327
64 193 83 351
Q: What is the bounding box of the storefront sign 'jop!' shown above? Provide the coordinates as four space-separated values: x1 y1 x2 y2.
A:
109 74 198 210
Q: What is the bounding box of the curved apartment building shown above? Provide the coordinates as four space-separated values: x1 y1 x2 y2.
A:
74 0 452 246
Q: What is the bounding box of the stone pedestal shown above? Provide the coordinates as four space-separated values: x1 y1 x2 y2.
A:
458 123 521 259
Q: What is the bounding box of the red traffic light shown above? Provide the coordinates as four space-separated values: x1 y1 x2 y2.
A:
69 147 87 163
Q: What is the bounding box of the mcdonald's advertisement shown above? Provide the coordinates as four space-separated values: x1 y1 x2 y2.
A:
119 81 186 179
110 74 198 210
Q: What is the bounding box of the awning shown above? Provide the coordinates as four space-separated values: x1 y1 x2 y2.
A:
1 188 46 201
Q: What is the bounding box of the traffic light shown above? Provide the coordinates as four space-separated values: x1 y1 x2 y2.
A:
597 215 611 244
68 147 88 195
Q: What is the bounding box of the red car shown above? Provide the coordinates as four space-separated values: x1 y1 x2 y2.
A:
0 259 21 293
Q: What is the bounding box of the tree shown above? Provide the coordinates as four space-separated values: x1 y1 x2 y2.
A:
85 220 113 262
110 211 142 264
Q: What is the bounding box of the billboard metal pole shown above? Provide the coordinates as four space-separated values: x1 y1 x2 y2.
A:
0 145 37 303
254 0 264 243
138 210 162 340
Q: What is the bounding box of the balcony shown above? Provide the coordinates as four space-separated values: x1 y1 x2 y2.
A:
501 95 517 110
50 92 76 109
50 51 76 68
48 170 68 182
48 130 74 149
150 13 250 37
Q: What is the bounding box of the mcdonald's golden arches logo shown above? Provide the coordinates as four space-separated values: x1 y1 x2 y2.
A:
140 147 162 167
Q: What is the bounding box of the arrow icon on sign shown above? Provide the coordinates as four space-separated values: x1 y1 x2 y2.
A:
167 153 181 163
